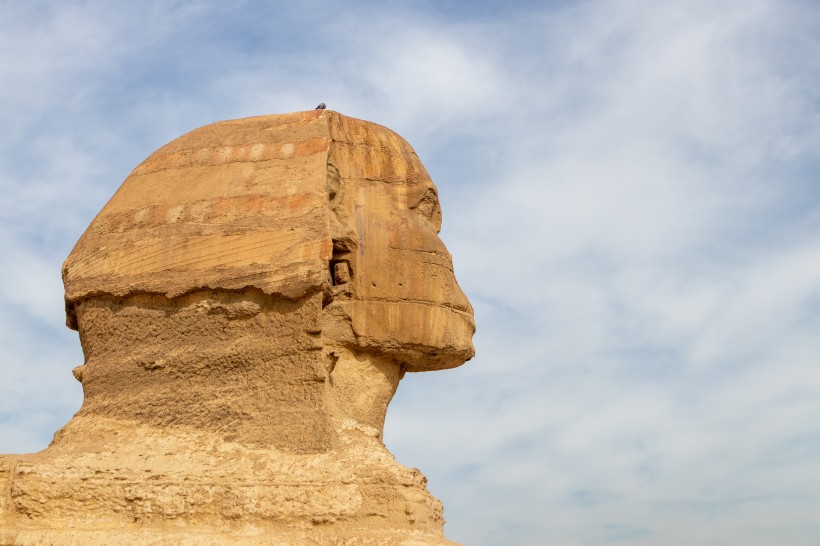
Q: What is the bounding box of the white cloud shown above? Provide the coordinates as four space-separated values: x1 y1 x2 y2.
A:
1 0 819 544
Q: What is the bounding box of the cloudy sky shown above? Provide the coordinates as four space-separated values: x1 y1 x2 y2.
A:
1 1 819 544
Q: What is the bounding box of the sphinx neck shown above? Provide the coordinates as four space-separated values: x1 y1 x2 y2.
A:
325 348 405 438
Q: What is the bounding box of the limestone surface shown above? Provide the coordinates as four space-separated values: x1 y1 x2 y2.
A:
0 110 475 545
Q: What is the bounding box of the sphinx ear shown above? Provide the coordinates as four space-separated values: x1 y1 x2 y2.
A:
326 161 357 246
325 160 359 305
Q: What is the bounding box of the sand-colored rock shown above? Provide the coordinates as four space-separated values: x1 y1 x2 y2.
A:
0 110 474 545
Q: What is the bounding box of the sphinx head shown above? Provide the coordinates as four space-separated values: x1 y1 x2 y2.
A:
62 110 473 446
65 111 473 369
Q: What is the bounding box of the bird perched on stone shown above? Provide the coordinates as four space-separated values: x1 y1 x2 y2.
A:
315 103 326 110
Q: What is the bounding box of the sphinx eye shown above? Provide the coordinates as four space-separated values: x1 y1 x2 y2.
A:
412 188 439 221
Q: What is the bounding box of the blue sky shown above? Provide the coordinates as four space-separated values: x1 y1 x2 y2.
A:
1 1 820 544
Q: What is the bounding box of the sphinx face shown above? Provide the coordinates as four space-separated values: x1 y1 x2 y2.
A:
339 162 476 372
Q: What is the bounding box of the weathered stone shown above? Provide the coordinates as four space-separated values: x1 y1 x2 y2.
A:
0 110 474 545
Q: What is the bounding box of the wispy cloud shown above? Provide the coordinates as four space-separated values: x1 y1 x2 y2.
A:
1 1 819 544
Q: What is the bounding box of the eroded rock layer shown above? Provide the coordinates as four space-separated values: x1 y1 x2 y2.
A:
0 110 474 545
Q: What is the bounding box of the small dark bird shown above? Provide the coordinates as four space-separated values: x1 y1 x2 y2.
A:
315 103 326 110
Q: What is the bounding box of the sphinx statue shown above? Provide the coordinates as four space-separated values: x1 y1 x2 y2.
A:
0 110 474 545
